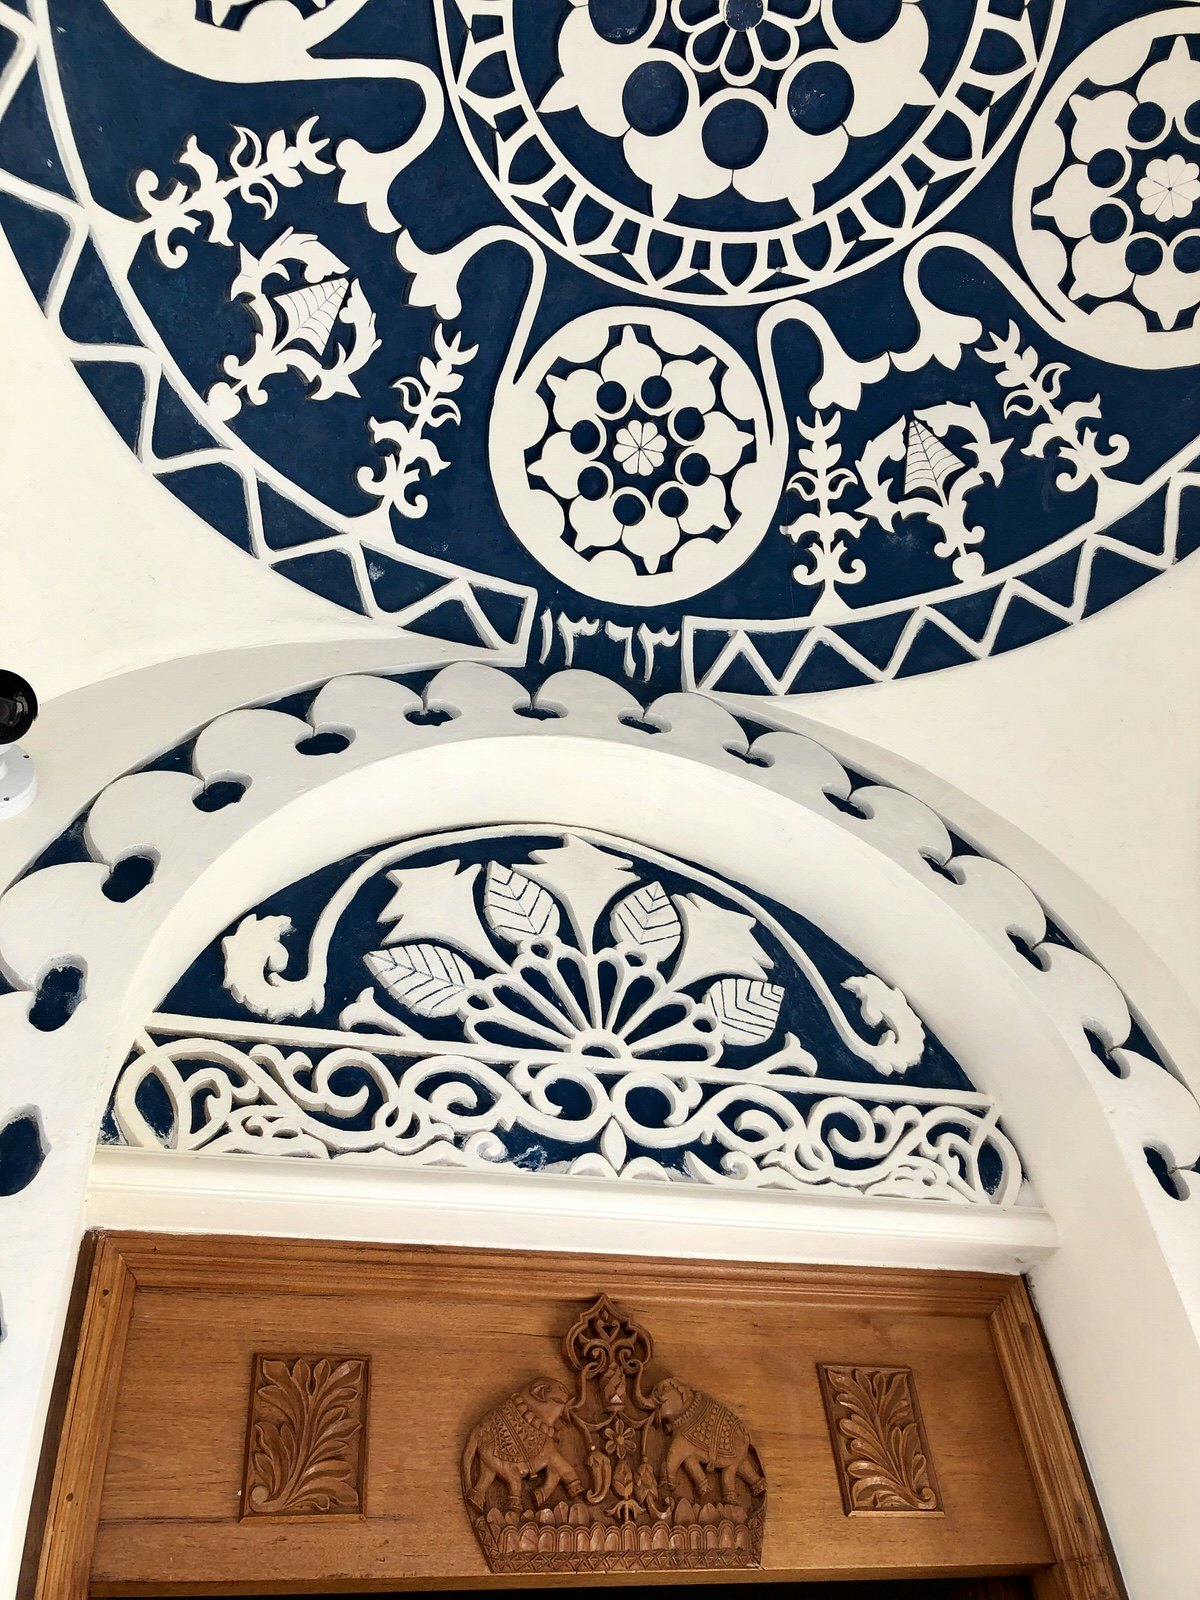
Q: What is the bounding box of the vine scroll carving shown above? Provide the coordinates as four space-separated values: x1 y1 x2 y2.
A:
461 1294 766 1572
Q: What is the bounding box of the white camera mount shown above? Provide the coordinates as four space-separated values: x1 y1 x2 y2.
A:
0 672 38 819
0 742 36 818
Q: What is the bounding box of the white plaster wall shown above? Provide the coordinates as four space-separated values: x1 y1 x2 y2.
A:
775 574 1200 1039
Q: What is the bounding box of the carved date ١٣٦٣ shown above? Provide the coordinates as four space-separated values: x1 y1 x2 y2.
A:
241 1354 368 1519
817 1363 941 1516
461 1294 766 1573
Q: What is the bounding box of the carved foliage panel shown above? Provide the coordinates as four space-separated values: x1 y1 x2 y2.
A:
817 1362 942 1517
241 1353 369 1520
102 824 1024 1207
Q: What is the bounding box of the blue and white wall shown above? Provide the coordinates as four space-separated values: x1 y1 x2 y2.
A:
1 2 1200 1595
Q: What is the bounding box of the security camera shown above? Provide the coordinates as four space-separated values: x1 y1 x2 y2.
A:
0 671 37 818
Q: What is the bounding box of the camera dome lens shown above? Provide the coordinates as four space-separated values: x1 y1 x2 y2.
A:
0 672 37 742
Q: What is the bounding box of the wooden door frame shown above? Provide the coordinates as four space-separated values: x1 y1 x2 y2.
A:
24 1232 1123 1600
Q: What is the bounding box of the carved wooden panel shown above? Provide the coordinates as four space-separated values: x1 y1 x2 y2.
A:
461 1293 766 1573
40 1236 1118 1598
818 1363 941 1516
241 1354 368 1520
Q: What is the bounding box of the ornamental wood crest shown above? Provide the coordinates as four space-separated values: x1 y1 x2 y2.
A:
460 1295 766 1573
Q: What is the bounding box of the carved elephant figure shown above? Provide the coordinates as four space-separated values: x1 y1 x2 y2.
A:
462 1377 584 1512
651 1377 766 1503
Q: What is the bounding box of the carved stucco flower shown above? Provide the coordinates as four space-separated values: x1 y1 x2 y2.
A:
612 419 667 476
542 0 934 216
1137 154 1200 222
363 838 786 1070
672 0 817 88
528 325 752 576
1032 36 1200 333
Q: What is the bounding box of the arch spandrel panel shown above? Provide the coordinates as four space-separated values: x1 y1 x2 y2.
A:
103 823 1023 1205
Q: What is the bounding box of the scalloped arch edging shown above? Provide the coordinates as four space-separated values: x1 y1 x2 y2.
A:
0 660 1197 1216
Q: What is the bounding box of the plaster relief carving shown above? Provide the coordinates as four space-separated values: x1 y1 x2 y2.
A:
6 1 1200 687
106 824 1024 1206
241 1354 368 1519
817 1363 941 1516
461 1294 766 1572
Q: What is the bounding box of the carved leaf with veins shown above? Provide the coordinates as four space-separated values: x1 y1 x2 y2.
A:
365 941 475 1018
483 864 560 945
609 881 682 964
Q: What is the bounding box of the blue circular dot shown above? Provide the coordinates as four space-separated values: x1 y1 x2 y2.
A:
673 405 704 442
570 420 602 454
579 466 609 501
622 60 689 137
1126 234 1164 275
1090 202 1129 244
659 485 688 518
615 492 646 526
1087 148 1126 190
597 380 627 415
1128 102 1166 144
787 60 854 136
701 97 768 171
588 0 655 43
1176 233 1200 272
640 375 671 410
724 0 764 28
679 451 710 486
829 0 902 41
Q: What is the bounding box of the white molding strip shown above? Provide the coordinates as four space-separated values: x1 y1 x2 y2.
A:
86 1146 1058 1274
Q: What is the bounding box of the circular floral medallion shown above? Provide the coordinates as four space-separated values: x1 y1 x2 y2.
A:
497 309 776 601
437 0 1060 303
1014 8 1200 369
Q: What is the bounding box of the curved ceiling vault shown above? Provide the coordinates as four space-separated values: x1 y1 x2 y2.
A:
2 4 1200 1593
0 0 1197 695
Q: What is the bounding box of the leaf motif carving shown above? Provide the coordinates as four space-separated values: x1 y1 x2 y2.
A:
483 863 560 945
243 1355 367 1518
818 1364 940 1515
272 276 349 356
365 942 474 1017
705 978 784 1046
609 881 681 964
